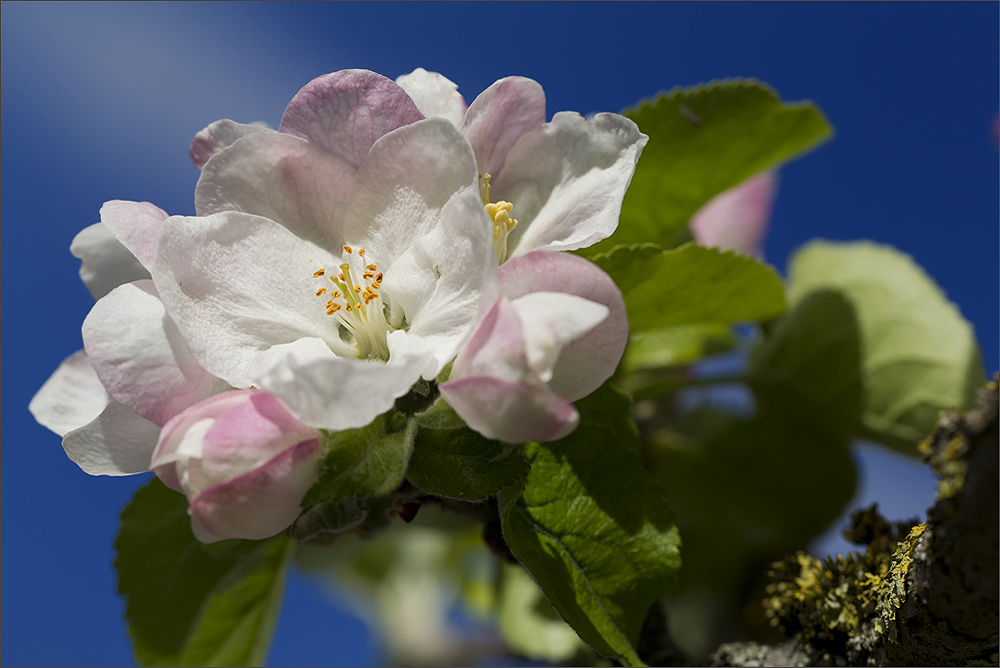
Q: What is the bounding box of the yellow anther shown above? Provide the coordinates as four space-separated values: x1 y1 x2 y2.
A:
366 264 377 272
338 272 346 282
343 245 353 254
484 194 518 264
313 269 325 278
332 290 341 298
354 285 362 293
363 271 374 280
358 249 366 257
316 288 327 296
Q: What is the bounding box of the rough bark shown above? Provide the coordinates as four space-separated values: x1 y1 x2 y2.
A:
712 377 999 667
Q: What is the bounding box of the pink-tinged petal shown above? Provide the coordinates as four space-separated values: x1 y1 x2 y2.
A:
395 68 467 128
82 280 223 427
379 186 497 375
509 292 609 383
195 131 355 249
498 112 647 256
499 251 628 401
689 171 777 257
189 119 273 170
249 336 431 431
70 223 149 300
200 391 319 485
189 437 323 543
449 298 530 383
99 200 169 271
151 390 253 470
63 400 160 475
462 76 546 179
344 118 480 269
30 350 111 437
440 376 578 444
278 69 424 169
152 211 351 388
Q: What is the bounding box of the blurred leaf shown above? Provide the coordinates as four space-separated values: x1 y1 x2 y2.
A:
621 323 736 374
496 561 589 663
752 240 985 453
115 478 293 667
303 411 417 507
293 495 369 543
644 387 856 592
588 79 832 255
407 400 530 501
594 243 785 333
498 384 681 666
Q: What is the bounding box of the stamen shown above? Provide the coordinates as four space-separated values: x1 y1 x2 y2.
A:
358 249 366 257
313 269 325 278
343 245 353 254
316 288 327 296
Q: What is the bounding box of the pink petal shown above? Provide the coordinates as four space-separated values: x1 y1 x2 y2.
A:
278 69 424 169
440 376 578 444
194 131 355 249
99 200 169 270
189 119 273 170
462 76 546 179
188 437 323 542
499 251 628 401
449 298 531 384
689 171 777 258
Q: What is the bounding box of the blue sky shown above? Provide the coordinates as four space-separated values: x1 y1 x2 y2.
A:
3 2 997 666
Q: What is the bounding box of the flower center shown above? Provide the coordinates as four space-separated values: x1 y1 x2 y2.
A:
312 246 392 360
483 174 518 264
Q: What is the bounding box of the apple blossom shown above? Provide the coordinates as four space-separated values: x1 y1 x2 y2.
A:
151 389 323 543
440 251 628 443
396 68 648 262
155 70 497 432
689 171 777 257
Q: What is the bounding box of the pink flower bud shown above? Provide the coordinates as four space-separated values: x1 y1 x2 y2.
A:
689 171 777 258
150 390 322 543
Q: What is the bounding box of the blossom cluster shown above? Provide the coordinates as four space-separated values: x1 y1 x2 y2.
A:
31 69 646 542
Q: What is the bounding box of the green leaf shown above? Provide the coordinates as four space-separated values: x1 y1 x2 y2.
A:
303 411 417 507
588 79 832 255
621 323 736 374
115 478 294 667
496 561 589 663
498 384 682 666
406 400 530 501
751 240 985 453
643 388 856 593
594 243 785 333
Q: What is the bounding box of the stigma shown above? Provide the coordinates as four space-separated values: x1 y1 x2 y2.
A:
482 174 518 263
311 246 391 360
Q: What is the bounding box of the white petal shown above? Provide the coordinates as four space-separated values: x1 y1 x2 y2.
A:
189 119 274 170
62 400 160 475
70 223 150 300
395 68 467 128
152 211 350 388
82 280 223 427
344 118 480 269
498 112 648 256
510 292 609 383
249 337 430 431
99 200 169 270
195 132 355 249
29 349 111 437
381 188 498 376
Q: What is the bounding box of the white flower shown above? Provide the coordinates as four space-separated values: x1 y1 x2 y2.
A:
154 70 497 431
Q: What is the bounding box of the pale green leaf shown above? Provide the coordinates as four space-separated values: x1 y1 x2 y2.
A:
407 400 530 501
621 323 736 374
115 478 294 667
594 243 785 333
496 561 588 663
588 79 832 255
498 384 681 666
752 240 985 453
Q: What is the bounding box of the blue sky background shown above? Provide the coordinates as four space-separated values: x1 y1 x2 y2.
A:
2 2 997 666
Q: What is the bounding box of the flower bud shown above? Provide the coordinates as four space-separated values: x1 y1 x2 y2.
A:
150 390 322 543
